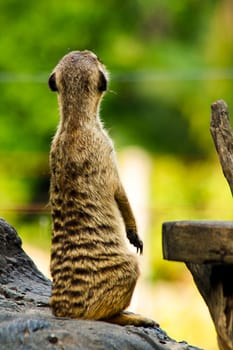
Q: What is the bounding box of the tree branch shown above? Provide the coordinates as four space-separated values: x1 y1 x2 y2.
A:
210 100 233 195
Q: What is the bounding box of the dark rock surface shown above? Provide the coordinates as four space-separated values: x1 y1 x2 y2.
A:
0 218 202 350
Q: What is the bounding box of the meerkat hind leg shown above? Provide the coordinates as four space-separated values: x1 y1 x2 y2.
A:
104 311 158 328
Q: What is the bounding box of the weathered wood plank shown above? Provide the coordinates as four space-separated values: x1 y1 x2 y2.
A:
162 220 233 348
162 220 233 264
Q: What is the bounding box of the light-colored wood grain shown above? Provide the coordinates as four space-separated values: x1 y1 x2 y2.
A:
162 220 233 264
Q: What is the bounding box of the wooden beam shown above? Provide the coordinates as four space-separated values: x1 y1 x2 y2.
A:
162 220 233 350
162 220 233 264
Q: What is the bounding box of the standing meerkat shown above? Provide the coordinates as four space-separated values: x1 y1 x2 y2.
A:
48 50 155 327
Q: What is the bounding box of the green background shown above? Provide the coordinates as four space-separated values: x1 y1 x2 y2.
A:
0 2 232 348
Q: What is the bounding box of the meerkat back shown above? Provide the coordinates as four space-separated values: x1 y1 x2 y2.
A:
48 51 155 327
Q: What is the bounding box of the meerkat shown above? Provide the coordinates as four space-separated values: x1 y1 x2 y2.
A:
48 50 156 327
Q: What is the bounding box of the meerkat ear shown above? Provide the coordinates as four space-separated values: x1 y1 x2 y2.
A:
48 72 58 92
98 71 107 92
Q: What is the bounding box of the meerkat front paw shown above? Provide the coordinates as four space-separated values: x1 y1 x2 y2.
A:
126 229 143 254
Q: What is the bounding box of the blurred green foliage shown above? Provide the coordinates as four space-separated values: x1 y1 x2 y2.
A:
0 0 225 156
0 1 233 279
1 3 233 347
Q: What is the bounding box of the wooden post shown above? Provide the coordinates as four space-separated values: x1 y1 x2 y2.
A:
210 100 233 196
162 100 233 350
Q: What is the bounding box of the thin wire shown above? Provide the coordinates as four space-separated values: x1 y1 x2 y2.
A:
0 73 47 83
113 68 233 82
1 68 233 83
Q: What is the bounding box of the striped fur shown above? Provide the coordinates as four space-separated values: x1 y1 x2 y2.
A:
49 51 155 327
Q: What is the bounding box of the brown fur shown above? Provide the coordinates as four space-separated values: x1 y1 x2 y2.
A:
48 50 155 327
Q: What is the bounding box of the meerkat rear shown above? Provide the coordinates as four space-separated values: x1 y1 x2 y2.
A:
48 51 156 327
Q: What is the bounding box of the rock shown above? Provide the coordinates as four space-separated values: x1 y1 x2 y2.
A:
0 218 202 350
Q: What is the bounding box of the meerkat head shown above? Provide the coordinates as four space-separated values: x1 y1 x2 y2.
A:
48 50 108 98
